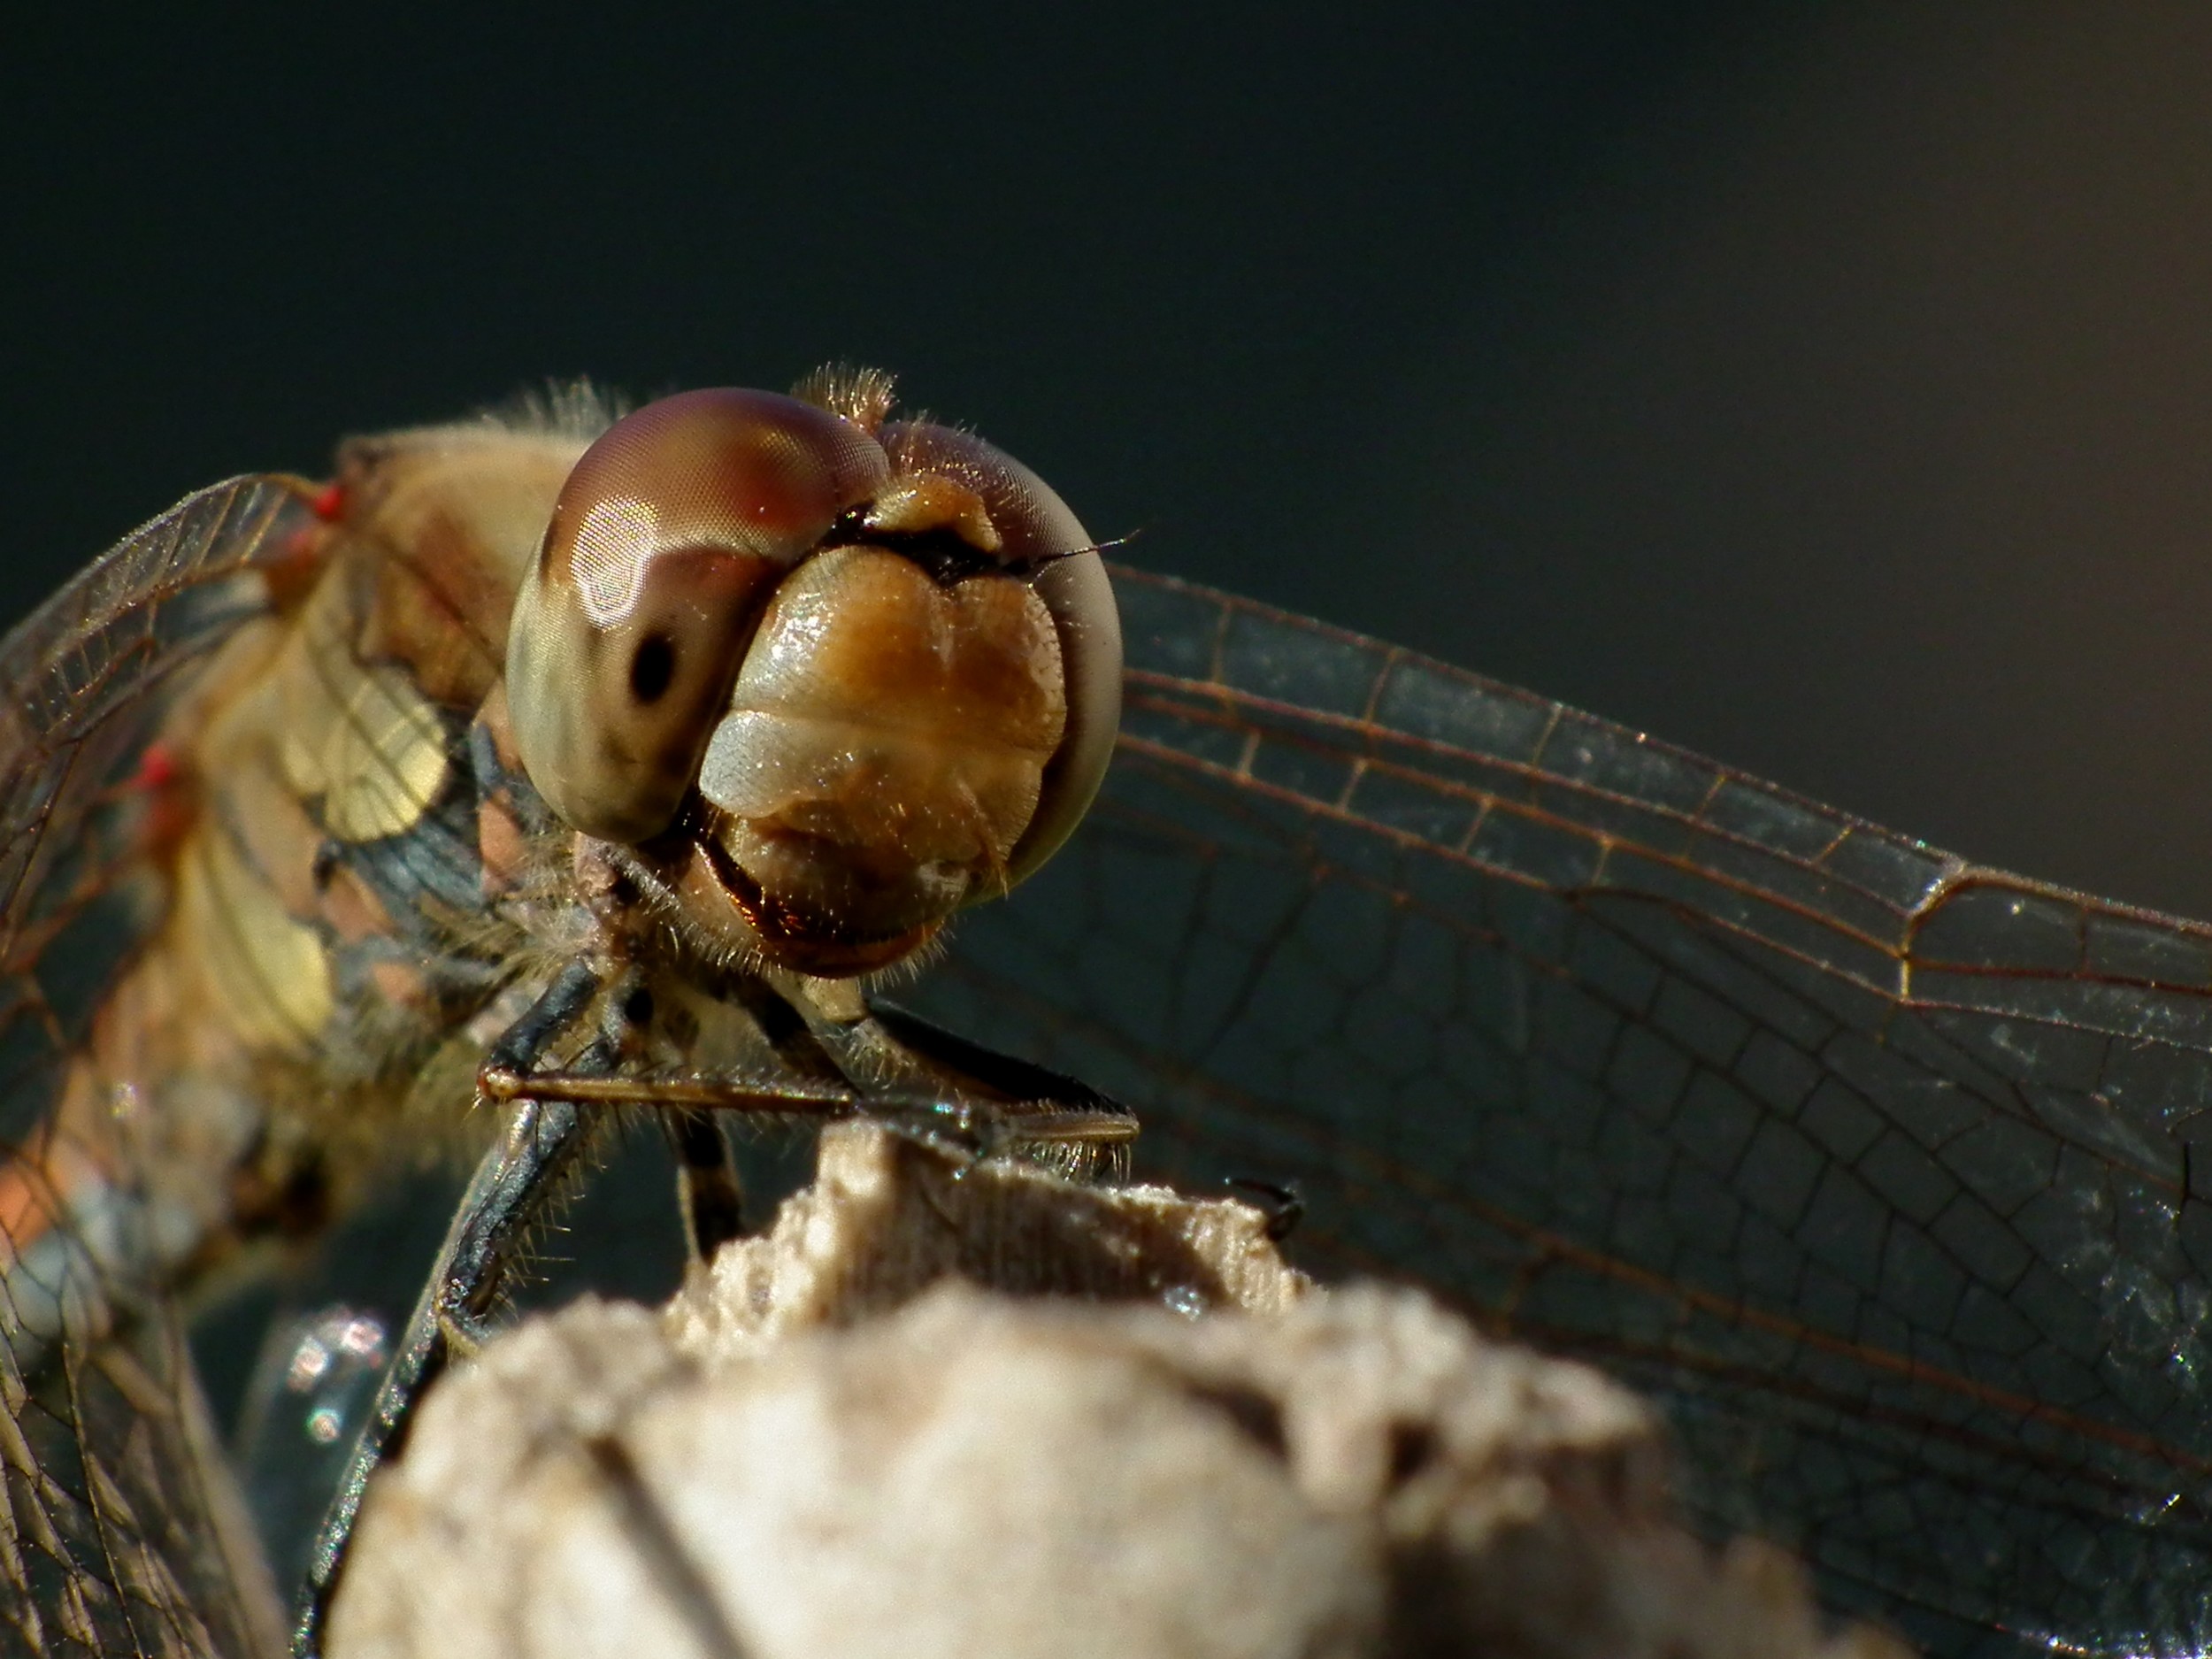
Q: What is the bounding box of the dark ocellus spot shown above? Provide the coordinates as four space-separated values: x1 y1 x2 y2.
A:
630 634 677 703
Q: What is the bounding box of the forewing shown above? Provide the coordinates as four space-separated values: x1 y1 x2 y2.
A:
0 478 317 1659
915 565 2212 1659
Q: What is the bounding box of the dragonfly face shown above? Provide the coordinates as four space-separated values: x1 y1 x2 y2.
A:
504 378 1120 977
0 377 2206 1658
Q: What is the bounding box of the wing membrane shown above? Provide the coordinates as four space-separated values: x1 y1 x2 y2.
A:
915 565 2212 1659
0 478 314 1659
12 505 2205 1658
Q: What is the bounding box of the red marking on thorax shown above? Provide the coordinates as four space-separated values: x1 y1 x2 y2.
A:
131 743 178 792
127 741 196 864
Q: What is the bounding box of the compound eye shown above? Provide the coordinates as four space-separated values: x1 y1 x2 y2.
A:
506 388 892 841
881 419 1122 889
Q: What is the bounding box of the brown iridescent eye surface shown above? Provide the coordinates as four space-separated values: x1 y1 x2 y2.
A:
505 388 891 843
504 381 1124 977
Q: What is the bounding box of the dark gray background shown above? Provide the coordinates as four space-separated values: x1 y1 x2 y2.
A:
11 5 2212 917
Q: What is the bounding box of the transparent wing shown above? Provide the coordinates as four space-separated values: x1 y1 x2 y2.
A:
915 565 2212 1659
0 477 317 1659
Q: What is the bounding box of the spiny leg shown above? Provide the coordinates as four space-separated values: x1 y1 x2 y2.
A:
294 961 604 1656
477 986 1138 1160
475 1061 1136 1162
292 972 1136 1655
296 965 857 1651
862 1000 1138 1169
611 977 748 1262
667 1109 744 1263
864 1000 1118 1108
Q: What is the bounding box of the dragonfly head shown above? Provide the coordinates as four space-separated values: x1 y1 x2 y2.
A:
504 373 1121 977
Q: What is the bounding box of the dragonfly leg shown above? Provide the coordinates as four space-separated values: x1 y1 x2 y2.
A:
666 1109 744 1263
294 970 1136 1654
595 974 749 1260
477 991 1138 1157
474 1058 1137 1156
294 960 605 1656
861 999 1138 1165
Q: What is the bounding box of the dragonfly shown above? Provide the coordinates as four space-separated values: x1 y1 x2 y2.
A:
0 375 2201 1659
